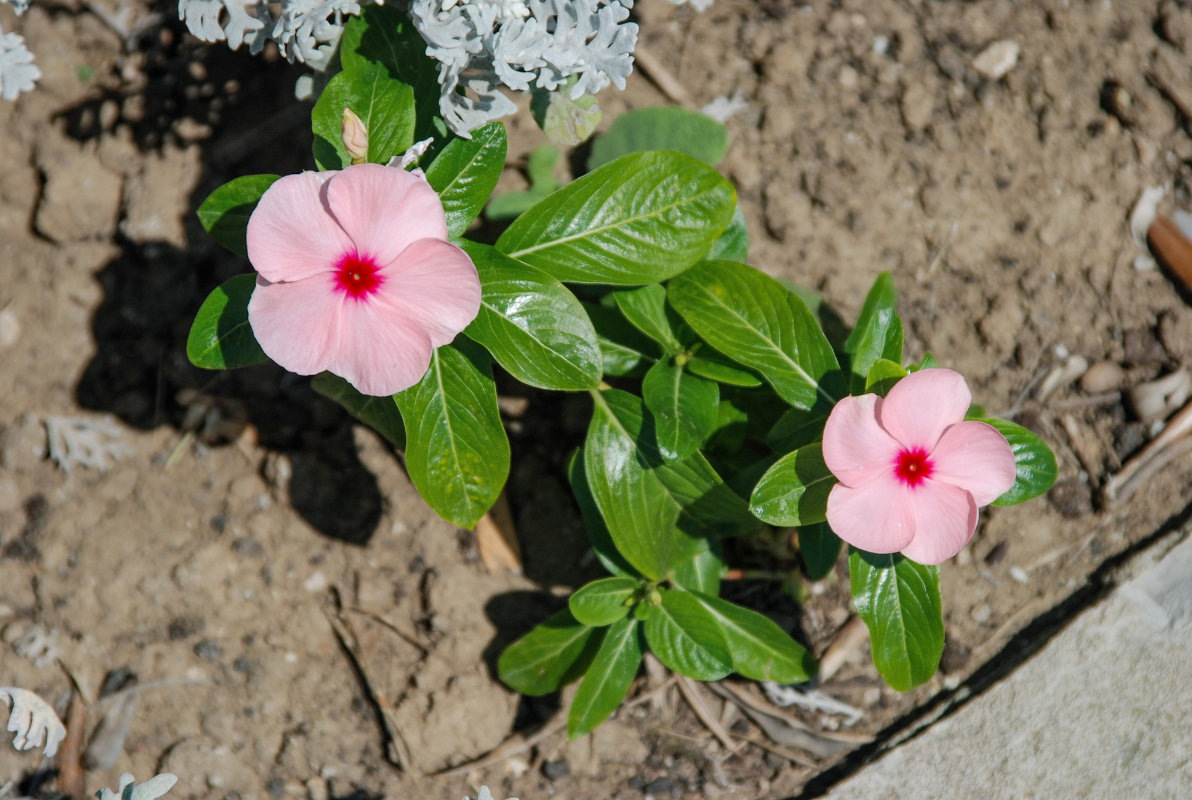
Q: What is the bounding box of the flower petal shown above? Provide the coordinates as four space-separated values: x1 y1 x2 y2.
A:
900 480 978 565
879 368 973 451
248 275 342 376
930 420 1017 506
822 393 903 487
329 298 436 397
246 171 351 283
825 475 916 554
325 164 449 267
375 238 482 347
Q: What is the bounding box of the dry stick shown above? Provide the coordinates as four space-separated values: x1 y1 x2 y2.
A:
675 675 741 756
632 45 692 106
729 732 818 769
1104 398 1192 506
345 605 429 656
324 597 417 774
57 691 87 800
434 710 567 778
710 682 871 744
816 615 869 684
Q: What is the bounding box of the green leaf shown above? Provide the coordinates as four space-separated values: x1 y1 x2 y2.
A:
498 608 599 696
842 273 903 394
196 174 280 257
865 358 908 396
312 64 415 170
749 442 835 527
395 341 509 528
568 449 641 579
983 418 1059 506
670 546 727 595
798 523 842 581
642 360 719 462
584 389 756 580
569 577 639 626
669 260 845 411
643 588 732 680
186 274 268 370
685 349 762 387
425 122 507 239
688 591 816 683
588 107 729 170
338 4 443 145
612 284 683 353
910 352 938 372
582 302 659 377
704 205 749 263
497 152 736 285
766 407 828 453
311 372 405 449
848 550 944 692
533 86 603 147
462 242 601 390
568 617 643 738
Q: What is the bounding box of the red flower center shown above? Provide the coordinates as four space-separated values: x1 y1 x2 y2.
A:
334 251 383 299
894 447 934 487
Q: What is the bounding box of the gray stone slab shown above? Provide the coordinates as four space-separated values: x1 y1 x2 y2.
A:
822 534 1192 800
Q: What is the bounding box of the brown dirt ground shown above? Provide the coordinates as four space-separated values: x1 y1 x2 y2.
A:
4 1 1192 798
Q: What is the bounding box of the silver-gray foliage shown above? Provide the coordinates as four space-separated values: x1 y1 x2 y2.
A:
96 774 178 800
0 687 67 758
177 0 361 70
0 0 40 102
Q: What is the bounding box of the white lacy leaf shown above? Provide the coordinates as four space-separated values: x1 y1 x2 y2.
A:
0 26 40 101
96 773 178 800
0 687 67 758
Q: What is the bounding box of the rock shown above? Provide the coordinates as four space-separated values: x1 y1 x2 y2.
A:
900 82 935 131
0 309 19 348
119 145 201 247
1080 360 1125 393
972 40 1021 80
35 145 123 242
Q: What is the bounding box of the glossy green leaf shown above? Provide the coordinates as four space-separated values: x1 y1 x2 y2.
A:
685 349 762 387
612 284 682 353
843 272 903 394
670 546 726 595
395 342 509 528
497 152 736 285
848 550 943 692
643 588 732 680
798 523 842 581
705 205 749 263
462 242 601 390
186 274 268 370
669 260 845 410
568 449 640 579
582 302 659 377
642 360 720 462
425 122 507 239
584 389 756 580
865 358 908 396
196 174 279 257
688 591 816 683
498 608 599 696
911 352 938 372
311 372 405 449
588 106 729 170
984 418 1059 506
570 577 639 626
312 64 415 170
749 442 835 527
568 617 643 738
337 4 442 145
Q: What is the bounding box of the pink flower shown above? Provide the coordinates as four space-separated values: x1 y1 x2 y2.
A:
246 163 481 396
821 368 1016 565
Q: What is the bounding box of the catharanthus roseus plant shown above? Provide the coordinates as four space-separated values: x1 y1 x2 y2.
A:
186 2 1058 737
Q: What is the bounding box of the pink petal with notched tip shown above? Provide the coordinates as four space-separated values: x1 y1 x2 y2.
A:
930 420 1017 506
247 275 343 376
825 475 917 554
374 238 482 347
900 479 979 565
879 368 973 451
325 164 449 269
327 297 436 397
822 393 903 487
247 171 352 283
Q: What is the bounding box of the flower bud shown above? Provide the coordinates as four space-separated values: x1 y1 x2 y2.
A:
341 107 369 165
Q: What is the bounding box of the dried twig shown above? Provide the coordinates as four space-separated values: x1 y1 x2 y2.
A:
816 615 869 684
475 491 522 572
632 44 691 106
676 675 740 755
58 691 87 800
434 710 566 778
1103 398 1192 506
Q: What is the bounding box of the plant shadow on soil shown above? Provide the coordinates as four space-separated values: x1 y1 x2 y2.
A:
61 23 389 544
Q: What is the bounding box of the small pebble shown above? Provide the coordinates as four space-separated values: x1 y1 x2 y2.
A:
863 687 882 705
972 40 1020 80
0 310 20 349
303 571 327 592
970 603 992 624
1080 360 1125 393
1009 566 1030 584
542 759 570 781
